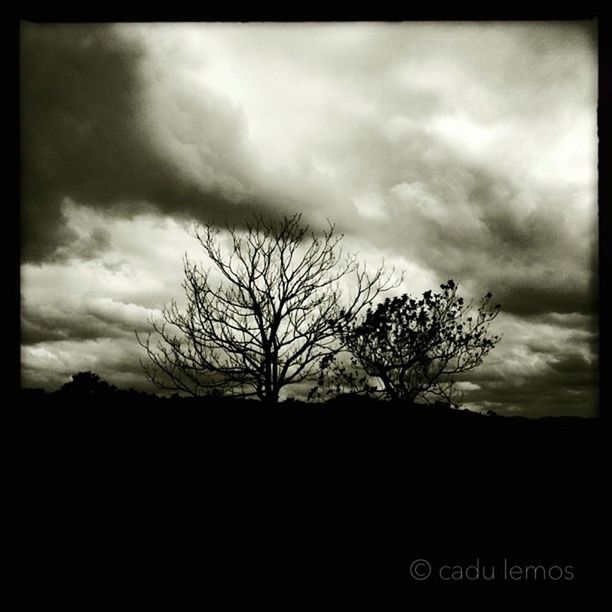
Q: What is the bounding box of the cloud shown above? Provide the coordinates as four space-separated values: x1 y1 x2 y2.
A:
21 337 151 391
311 111 597 316
20 23 292 264
21 296 158 344
20 206 196 319
455 312 597 417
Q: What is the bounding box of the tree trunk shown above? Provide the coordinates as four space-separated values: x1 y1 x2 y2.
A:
264 389 280 405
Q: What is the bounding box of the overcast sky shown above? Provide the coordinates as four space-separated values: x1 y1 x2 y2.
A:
20 21 598 416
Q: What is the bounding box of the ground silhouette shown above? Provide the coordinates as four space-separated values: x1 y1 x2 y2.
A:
18 372 603 595
21 372 598 455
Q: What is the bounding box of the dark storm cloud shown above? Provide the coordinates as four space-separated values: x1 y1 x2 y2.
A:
466 375 597 418
493 280 597 317
456 312 597 417
21 298 153 344
20 23 287 263
21 310 117 344
21 23 142 261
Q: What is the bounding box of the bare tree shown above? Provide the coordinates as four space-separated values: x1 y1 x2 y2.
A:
319 280 501 406
137 214 397 402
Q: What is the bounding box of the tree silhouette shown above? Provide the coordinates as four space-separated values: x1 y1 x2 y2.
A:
137 214 397 403
321 280 501 405
59 371 117 397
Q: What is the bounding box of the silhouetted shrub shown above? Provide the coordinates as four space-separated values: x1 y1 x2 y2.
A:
59 371 118 397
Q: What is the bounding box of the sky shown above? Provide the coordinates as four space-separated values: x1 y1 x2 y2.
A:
20 21 598 416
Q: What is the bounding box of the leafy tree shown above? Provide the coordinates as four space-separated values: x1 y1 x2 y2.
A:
137 214 397 403
319 280 501 405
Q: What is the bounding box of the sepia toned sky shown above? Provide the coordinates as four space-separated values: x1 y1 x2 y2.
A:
20 21 598 415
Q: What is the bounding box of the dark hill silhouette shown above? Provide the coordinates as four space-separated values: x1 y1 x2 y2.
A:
20 375 598 454
17 373 603 595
